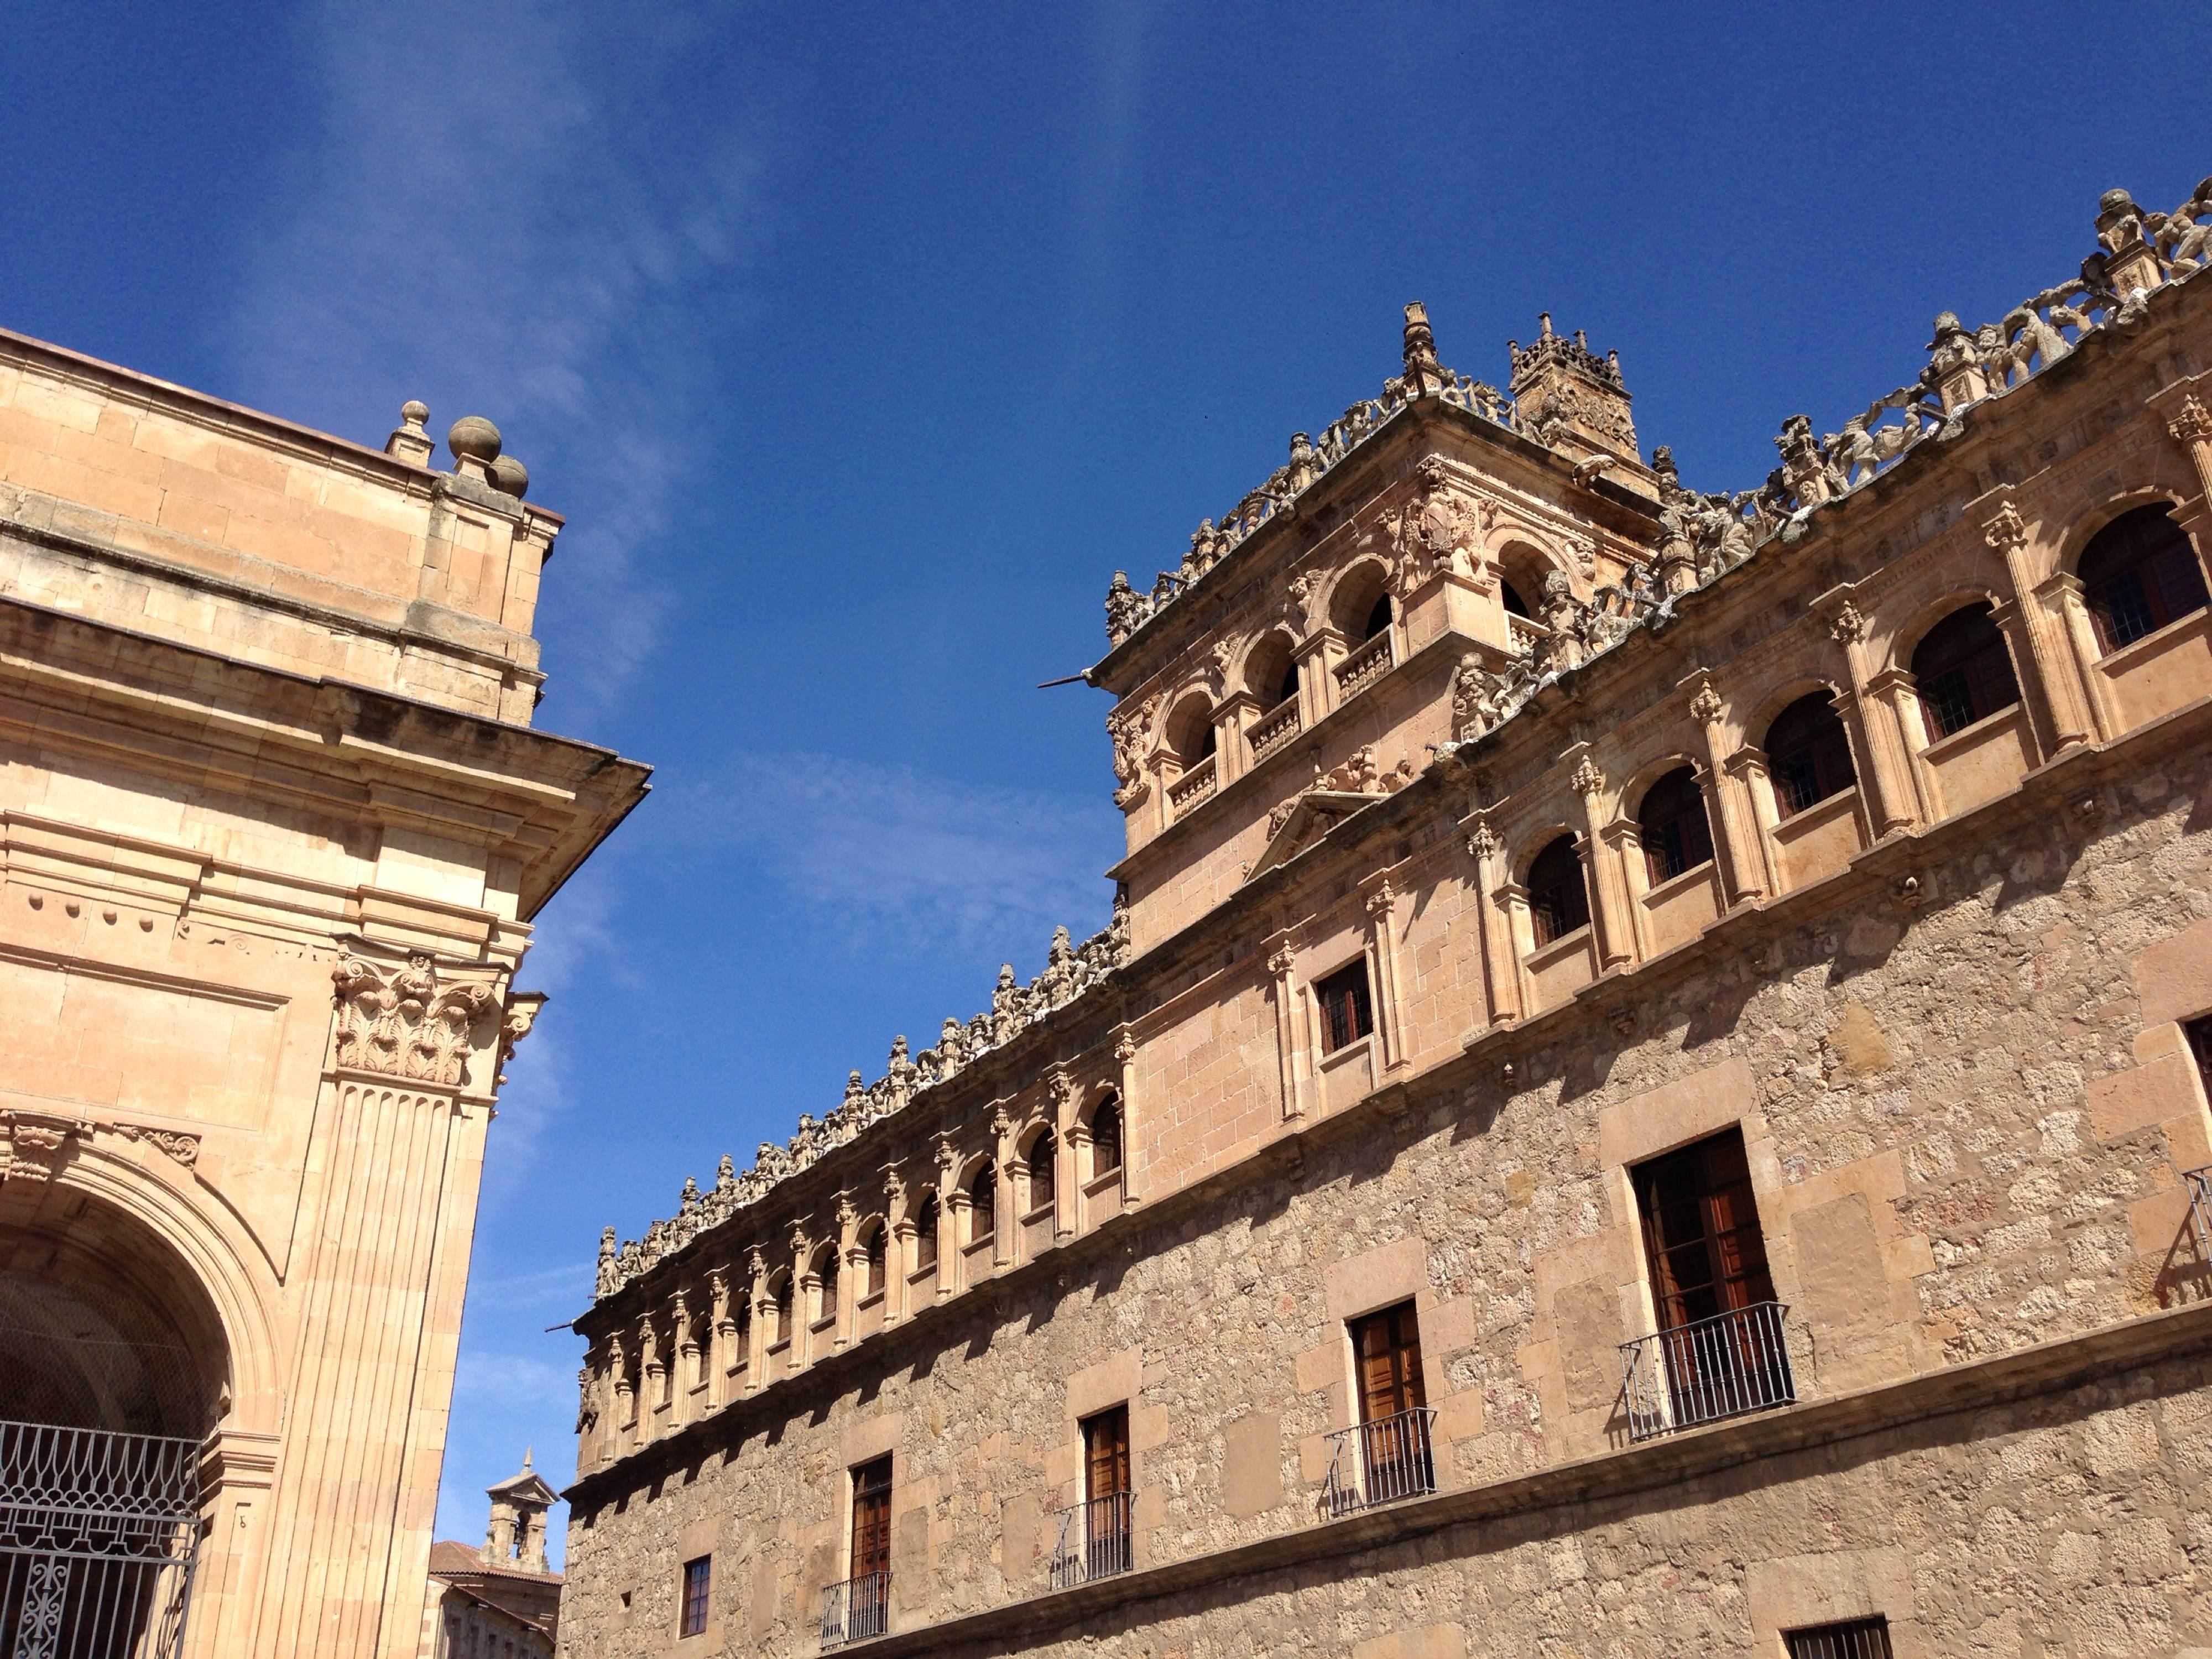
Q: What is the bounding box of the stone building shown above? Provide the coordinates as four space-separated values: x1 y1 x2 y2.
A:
561 172 2212 1658
424 1452 564 1659
0 333 648 1657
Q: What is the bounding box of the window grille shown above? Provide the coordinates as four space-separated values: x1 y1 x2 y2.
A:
1785 1615 1895 1658
1315 962 1374 1053
2079 504 2208 651
1526 836 1590 945
1638 767 1714 884
1912 602 2020 738
1089 1097 1123 1176
1766 693 1856 817
1322 1302 1436 1516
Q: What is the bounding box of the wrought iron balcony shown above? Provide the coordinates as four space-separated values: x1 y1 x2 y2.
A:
1619 1300 1795 1443
2186 1166 2212 1274
1046 1491 1132 1589
1318 1406 1437 1519
819 1570 889 1648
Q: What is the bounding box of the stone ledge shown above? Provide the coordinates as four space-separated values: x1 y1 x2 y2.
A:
844 1298 2212 1656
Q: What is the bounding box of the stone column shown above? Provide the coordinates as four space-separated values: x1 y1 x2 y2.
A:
787 1224 812 1373
1050 1073 1079 1242
2167 393 2212 502
1113 1026 1144 1208
881 1168 908 1329
1983 599 2052 763
670 1287 696 1426
744 1249 769 1395
933 1138 961 1298
2034 571 2120 742
1569 755 1634 971
1299 627 1346 723
606 1334 633 1462
1725 748 1784 896
1603 820 1653 959
1360 877 1408 1072
708 1270 733 1409
991 1108 1016 1267
1827 601 1916 836
1686 675 1763 905
636 1314 662 1444
1266 930 1308 1121
833 1196 858 1353
1863 668 1938 822
1214 691 1260 783
1985 502 2093 752
1462 818 1522 1026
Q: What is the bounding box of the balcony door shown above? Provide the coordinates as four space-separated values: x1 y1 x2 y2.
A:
1081 1405 1131 1577
1632 1129 1782 1422
848 1457 891 1636
1349 1301 1429 1501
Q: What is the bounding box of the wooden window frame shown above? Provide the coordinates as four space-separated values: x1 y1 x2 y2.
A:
2080 503 2210 652
1081 1404 1131 1502
1314 960 1374 1055
849 1456 893 1580
1631 1128 1776 1335
1911 601 2020 739
1766 693 1856 819
968 1162 997 1246
1089 1097 1123 1176
914 1192 940 1270
679 1554 711 1638
1526 834 1592 946
1027 1130 1056 1211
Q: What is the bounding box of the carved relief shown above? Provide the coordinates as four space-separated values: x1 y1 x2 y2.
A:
331 952 496 1088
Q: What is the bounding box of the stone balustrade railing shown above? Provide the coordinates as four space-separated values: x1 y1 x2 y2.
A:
593 900 1130 1301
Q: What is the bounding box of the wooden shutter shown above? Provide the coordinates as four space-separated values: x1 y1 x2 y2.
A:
1634 1129 1776 1333
1082 1405 1130 1500
850 1457 892 1578
1350 1301 1425 1421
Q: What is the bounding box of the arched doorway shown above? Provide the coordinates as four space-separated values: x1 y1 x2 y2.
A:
0 1179 229 1658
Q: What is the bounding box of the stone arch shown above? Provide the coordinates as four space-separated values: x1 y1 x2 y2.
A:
1744 674 1849 744
28 1144 282 1438
1887 584 2011 668
851 1215 889 1298
1240 626 1302 706
1512 822 1585 887
2056 488 2195 578
1017 1120 1057 1213
1162 690 1216 764
1492 535 1567 618
1620 752 1707 820
1324 556 1394 640
1081 1087 1124 1182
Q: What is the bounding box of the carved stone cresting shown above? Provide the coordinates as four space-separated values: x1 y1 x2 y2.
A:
331 951 495 1088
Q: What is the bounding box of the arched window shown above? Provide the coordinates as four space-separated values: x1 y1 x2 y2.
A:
1639 767 1714 884
1526 835 1590 946
968 1162 997 1246
862 1223 886 1297
1091 1096 1123 1176
1169 700 1216 764
771 1275 793 1343
1362 594 1392 643
1912 602 2020 738
2079 503 2209 651
815 1246 839 1318
1246 637 1300 709
1274 656 1300 707
1765 693 1856 818
1027 1131 1056 1209
1501 580 1532 619
914 1192 940 1270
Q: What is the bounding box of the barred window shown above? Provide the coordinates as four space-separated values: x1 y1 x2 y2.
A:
1639 767 1714 884
2080 503 2208 651
1912 602 2019 738
1090 1096 1123 1176
1785 1616 1893 1658
1316 961 1374 1053
1027 1131 1056 1209
1766 693 1856 818
914 1192 940 1270
1526 835 1590 946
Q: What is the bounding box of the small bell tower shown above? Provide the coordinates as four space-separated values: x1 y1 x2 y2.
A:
1507 315 1651 494
483 1448 560 1573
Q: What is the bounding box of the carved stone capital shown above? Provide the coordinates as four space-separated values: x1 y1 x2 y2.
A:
1570 757 1606 800
1113 1029 1139 1065
331 950 497 1089
1465 821 1500 863
2168 393 2212 446
1688 677 1724 727
1364 880 1397 919
1983 502 2030 554
1829 601 1868 645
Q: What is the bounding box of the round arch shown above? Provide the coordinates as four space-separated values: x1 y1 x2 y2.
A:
1240 627 1302 705
2055 488 2194 577
1322 557 1393 639
1743 675 1848 745
1619 752 1707 820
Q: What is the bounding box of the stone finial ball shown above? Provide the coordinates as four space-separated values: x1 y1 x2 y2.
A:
447 415 503 465
400 400 429 428
488 455 530 499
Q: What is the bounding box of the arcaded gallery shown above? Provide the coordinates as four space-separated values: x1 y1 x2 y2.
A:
562 175 2212 1656
0 345 646 1656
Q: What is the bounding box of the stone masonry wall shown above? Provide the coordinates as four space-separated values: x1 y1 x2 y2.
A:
560 733 2212 1656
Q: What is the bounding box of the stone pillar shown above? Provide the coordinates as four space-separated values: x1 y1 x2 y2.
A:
606 1334 632 1463
2168 394 2212 502
1214 691 1260 783
1462 818 1522 1026
1864 668 1939 822
707 1270 733 1409
991 1109 1016 1267
881 1168 908 1329
744 1249 769 1394
1603 818 1653 958
1569 755 1634 971
670 1287 696 1426
1113 1026 1143 1208
1983 599 2053 763
933 1138 961 1298
1827 601 1916 836
833 1196 858 1352
636 1314 662 1443
1686 675 1763 905
1300 627 1346 723
1985 502 2093 752
2036 571 2121 741
1725 748 1785 896
1493 880 1536 1009
787 1225 812 1373
1360 877 1408 1072
1266 930 1308 1121
1050 1073 1079 1241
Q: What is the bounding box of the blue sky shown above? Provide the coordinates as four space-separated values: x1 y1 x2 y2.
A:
4 2 2203 1558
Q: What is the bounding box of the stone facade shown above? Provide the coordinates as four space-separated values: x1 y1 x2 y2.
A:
562 172 2212 1657
0 335 647 1657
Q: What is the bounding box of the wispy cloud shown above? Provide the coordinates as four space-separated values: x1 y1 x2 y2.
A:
226 4 766 710
649 749 1120 963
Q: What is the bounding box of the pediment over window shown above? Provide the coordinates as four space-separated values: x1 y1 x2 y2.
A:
1248 791 1380 881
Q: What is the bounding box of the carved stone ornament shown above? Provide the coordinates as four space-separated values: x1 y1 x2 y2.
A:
1829 601 1868 645
109 1121 201 1167
1982 503 2030 554
0 1114 77 1182
331 951 495 1088
2167 394 2212 445
1114 1030 1138 1065
1364 880 1397 918
1465 822 1500 863
1050 1071 1080 1113
497 991 545 1085
1267 944 1297 977
1688 679 1725 727
1571 757 1606 800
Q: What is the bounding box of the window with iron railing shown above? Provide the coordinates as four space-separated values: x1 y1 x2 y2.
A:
1050 1404 1133 1587
2080 503 2208 652
822 1458 892 1647
1314 961 1373 1054
1911 602 2019 739
1766 694 1856 818
1321 1301 1436 1516
1785 1616 1894 1658
1623 1129 1793 1441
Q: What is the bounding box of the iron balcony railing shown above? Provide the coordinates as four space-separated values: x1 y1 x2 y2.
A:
1619 1300 1795 1443
2184 1166 2212 1274
819 1569 889 1648
1318 1407 1437 1519
1046 1491 1132 1589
